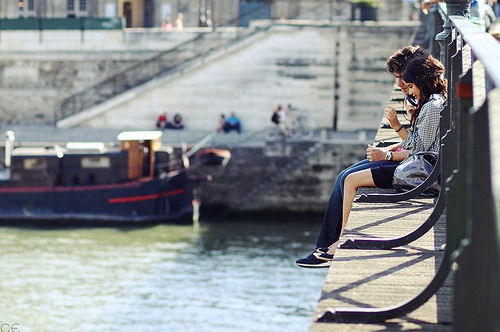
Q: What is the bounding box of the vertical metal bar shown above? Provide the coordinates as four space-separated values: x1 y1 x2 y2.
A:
453 47 500 330
332 26 339 131
453 97 499 332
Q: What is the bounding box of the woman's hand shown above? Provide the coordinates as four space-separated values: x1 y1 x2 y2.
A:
404 99 416 118
384 106 401 130
366 144 387 162
406 106 415 119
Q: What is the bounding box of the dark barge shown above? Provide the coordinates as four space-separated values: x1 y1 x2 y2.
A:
0 130 222 225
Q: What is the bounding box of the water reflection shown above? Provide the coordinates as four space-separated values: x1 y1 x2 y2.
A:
1 217 326 332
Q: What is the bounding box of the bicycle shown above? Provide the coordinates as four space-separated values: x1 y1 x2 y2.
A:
264 116 314 142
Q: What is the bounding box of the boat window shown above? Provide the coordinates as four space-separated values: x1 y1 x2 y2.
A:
81 157 111 168
23 158 47 170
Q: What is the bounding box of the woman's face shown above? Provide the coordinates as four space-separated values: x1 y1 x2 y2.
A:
406 82 421 102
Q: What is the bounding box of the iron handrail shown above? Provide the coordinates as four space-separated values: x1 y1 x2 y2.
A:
446 14 500 332
318 5 500 327
54 3 276 125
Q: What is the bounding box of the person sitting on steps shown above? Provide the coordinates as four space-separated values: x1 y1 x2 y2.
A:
156 112 167 129
223 112 242 134
166 113 184 129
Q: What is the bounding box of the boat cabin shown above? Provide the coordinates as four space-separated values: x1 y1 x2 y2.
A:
117 131 163 180
4 131 167 187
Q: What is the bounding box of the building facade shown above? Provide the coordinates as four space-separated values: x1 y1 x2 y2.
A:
0 0 298 28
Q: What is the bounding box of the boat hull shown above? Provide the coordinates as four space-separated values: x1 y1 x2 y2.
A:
0 172 194 225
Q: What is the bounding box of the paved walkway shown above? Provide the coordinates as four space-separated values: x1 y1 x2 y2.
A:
308 199 452 331
308 88 452 330
0 125 376 148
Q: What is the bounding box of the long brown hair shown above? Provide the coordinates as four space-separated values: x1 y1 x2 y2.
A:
402 56 447 127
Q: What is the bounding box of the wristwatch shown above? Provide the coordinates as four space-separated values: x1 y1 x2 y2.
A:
386 151 393 161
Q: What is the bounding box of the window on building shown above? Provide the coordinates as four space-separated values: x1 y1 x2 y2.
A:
79 0 87 11
67 0 75 12
67 0 88 16
28 0 34 11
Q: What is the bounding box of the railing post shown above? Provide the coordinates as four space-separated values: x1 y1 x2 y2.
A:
436 0 470 64
319 10 500 326
453 96 500 332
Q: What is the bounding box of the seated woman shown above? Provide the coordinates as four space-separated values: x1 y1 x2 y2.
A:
296 53 447 268
295 45 429 268
166 113 184 129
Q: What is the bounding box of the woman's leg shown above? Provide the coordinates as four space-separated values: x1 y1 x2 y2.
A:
298 161 392 267
315 161 367 248
324 169 376 255
343 169 376 229
315 160 391 249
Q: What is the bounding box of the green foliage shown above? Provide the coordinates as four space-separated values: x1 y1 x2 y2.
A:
350 0 381 7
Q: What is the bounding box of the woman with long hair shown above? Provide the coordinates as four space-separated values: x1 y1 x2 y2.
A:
297 54 447 268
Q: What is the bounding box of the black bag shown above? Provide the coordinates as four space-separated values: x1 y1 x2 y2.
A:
392 151 440 196
271 113 280 124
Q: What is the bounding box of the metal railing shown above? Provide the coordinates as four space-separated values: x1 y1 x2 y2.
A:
317 3 500 328
55 25 270 124
0 17 124 30
54 3 277 125
438 12 500 332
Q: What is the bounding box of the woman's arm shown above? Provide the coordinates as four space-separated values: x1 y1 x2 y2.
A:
384 105 414 140
402 99 442 152
366 144 408 162
389 149 409 162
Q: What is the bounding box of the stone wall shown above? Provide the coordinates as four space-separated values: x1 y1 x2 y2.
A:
197 140 367 214
0 22 418 131
65 23 418 132
335 22 417 130
0 57 140 126
0 29 198 127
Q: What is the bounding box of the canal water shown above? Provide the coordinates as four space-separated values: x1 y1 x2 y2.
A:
1 216 327 332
